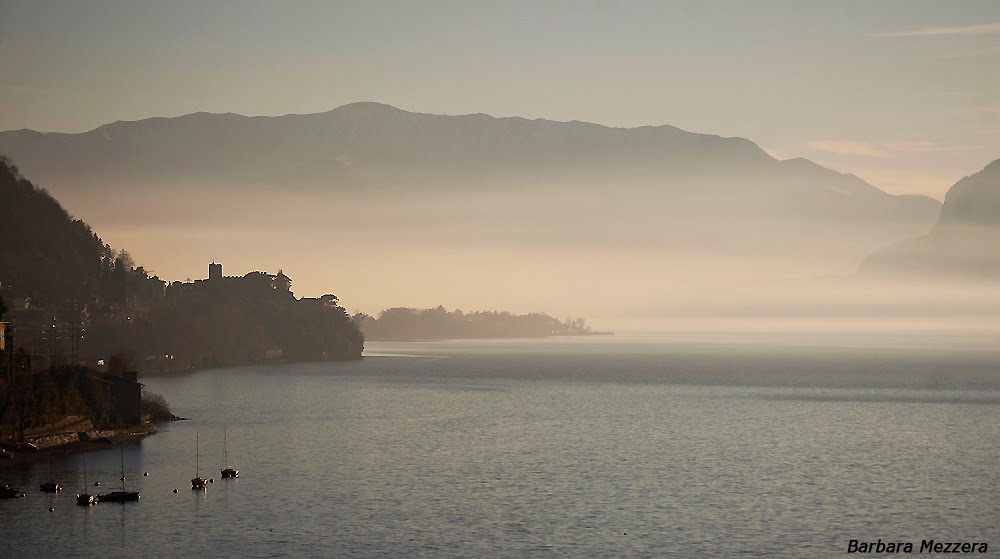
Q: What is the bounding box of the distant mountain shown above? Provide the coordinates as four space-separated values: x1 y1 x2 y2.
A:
0 102 782 187
859 159 1000 279
0 103 942 286
0 102 935 210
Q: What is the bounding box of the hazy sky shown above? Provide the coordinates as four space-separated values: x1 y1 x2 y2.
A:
1 0 999 198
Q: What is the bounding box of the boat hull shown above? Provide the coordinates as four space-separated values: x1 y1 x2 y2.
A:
0 488 25 499
98 491 140 502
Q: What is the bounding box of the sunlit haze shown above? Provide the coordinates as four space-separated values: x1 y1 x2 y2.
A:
2 1 999 198
1 0 999 325
3 3 1000 558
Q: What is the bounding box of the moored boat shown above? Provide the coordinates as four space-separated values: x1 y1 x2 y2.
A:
191 432 208 490
97 490 140 502
1 484 26 499
76 452 96 506
76 493 96 506
40 457 62 492
220 426 239 479
97 447 140 502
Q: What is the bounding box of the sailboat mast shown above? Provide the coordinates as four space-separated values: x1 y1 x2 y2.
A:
224 426 228 466
196 432 200 477
82 453 88 489
120 447 126 492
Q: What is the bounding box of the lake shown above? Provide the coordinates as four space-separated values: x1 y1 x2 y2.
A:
2 333 999 558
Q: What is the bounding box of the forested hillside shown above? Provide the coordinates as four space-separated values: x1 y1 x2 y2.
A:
0 156 363 369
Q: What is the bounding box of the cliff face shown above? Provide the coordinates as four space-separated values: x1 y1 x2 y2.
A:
938 159 1000 227
859 159 1000 280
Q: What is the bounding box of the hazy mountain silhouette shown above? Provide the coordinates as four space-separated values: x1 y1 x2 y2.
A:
860 159 1000 279
0 102 935 213
0 103 943 303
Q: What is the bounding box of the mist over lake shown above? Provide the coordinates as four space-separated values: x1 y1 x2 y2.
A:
3 2 1000 557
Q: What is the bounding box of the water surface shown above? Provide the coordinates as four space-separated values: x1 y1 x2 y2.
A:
2 334 998 557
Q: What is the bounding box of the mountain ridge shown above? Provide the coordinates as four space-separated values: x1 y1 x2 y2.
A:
0 102 943 292
0 102 934 206
860 159 1000 279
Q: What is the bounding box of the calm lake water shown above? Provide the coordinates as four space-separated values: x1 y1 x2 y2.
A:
2 333 999 558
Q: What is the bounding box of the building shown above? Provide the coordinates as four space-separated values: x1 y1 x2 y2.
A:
95 371 143 425
209 262 223 281
0 321 7 351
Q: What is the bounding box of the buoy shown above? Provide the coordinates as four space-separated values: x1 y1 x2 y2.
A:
121 476 126 481
173 489 178 493
209 479 214 483
143 472 149 476
94 482 100 486
49 507 54 512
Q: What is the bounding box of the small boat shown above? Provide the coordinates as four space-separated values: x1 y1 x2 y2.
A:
191 432 208 490
1 484 25 499
220 426 239 479
98 490 140 502
98 447 140 502
76 452 96 506
40 457 62 492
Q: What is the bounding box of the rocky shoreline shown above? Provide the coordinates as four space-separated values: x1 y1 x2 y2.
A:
0 423 158 469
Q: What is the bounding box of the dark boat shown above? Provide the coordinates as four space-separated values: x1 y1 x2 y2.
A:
40 457 62 492
98 447 140 502
191 432 208 490
76 453 96 506
1 484 26 499
220 426 239 479
98 490 140 502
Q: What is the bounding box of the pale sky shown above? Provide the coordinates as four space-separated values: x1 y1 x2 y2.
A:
1 0 999 198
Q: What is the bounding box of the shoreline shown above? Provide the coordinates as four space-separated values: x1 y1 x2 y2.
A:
139 334 616 378
139 353 363 379
0 424 157 469
364 332 616 342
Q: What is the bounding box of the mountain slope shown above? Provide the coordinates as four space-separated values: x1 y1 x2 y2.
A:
0 157 112 307
0 102 933 209
0 103 943 300
860 159 1000 279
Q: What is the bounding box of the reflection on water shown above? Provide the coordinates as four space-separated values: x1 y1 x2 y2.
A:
1 335 998 558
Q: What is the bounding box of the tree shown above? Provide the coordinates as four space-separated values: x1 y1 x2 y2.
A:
273 270 292 293
0 294 7 320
